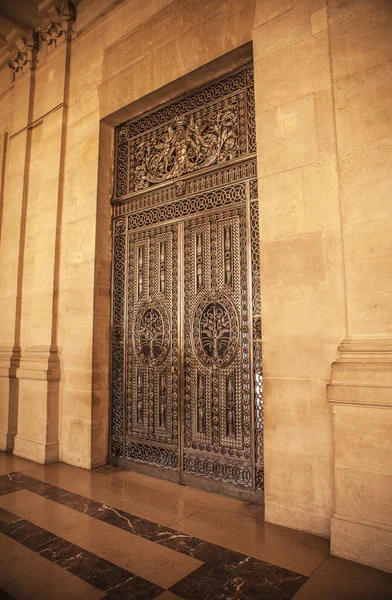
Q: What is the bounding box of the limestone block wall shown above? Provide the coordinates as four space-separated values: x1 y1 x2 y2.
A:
326 0 392 573
252 0 344 538
0 0 390 573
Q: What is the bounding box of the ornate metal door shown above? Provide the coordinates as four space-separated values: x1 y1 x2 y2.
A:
111 63 263 500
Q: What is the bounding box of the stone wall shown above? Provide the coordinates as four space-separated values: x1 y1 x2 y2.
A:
0 0 390 572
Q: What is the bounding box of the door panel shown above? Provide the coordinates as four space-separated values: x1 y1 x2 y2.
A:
126 224 179 469
183 208 253 488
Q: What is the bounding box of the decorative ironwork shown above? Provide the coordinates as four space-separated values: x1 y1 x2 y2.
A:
115 64 255 198
127 183 246 231
159 242 166 293
184 454 252 488
113 159 257 217
136 371 144 424
133 105 238 191
197 373 206 434
226 375 235 436
134 304 169 365
224 226 233 286
126 442 178 469
193 293 239 368
126 224 178 457
183 208 250 465
111 226 126 456
111 62 263 497
250 194 263 489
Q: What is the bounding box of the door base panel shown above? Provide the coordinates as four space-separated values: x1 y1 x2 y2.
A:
110 456 264 504
111 456 180 483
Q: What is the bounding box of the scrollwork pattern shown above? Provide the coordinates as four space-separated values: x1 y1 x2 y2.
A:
133 103 239 191
250 198 264 488
111 232 126 452
184 454 252 488
115 65 256 198
127 184 246 231
126 442 178 469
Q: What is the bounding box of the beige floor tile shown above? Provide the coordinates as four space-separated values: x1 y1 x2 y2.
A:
0 532 70 599
0 454 35 476
173 506 329 576
0 490 202 589
103 468 249 513
0 490 94 536
66 517 202 589
293 555 392 599
84 478 204 526
237 502 265 522
154 592 185 600
28 574 106 600
19 462 117 496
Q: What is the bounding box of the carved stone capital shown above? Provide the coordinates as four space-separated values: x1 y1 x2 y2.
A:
38 0 75 50
8 33 39 80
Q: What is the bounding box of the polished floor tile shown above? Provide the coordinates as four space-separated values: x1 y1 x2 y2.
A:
0 490 202 589
83 478 204 527
172 505 329 576
1 455 389 600
28 571 106 600
0 489 94 536
0 590 15 600
20 463 118 496
0 509 161 599
0 455 33 476
0 532 70 599
170 557 307 600
103 468 249 514
65 517 203 589
293 555 392 599
154 593 185 600
237 502 265 521
0 474 23 497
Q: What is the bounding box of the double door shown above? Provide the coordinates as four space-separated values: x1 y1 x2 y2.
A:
110 64 263 500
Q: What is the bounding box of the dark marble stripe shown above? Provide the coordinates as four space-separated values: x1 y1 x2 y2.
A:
0 506 162 600
6 472 308 599
0 589 17 600
0 474 22 497
170 558 307 600
7 472 256 566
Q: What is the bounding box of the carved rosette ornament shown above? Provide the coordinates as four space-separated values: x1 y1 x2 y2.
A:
38 1 76 49
134 301 170 366
8 33 39 80
8 1 75 79
192 292 239 368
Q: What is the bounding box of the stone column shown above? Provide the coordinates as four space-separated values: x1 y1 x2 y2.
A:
327 0 392 573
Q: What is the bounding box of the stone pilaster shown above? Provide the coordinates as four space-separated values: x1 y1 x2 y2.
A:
0 346 20 452
13 346 60 464
327 338 392 573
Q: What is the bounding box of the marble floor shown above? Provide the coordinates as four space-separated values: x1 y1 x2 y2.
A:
0 453 391 600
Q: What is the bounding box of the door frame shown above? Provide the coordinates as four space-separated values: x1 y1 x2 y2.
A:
106 47 264 504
